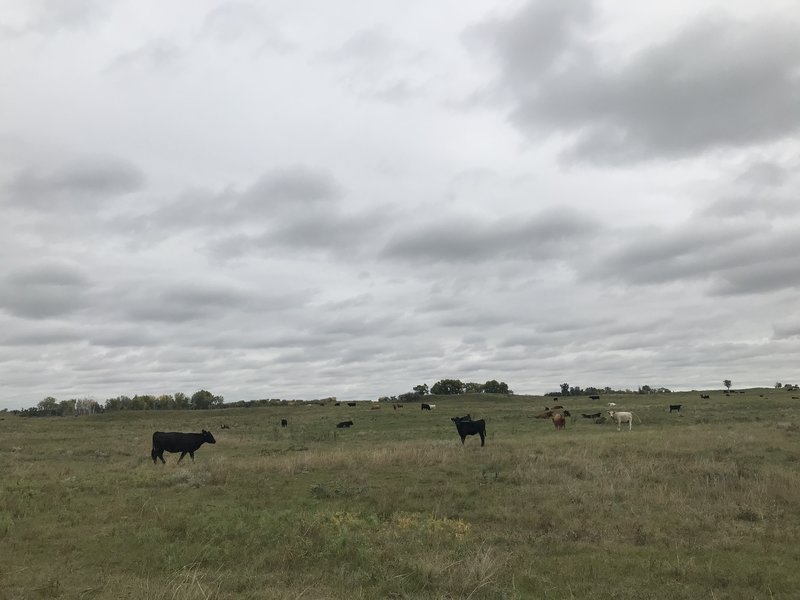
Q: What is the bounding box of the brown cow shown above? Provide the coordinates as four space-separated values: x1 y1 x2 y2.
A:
552 413 566 429
535 410 553 419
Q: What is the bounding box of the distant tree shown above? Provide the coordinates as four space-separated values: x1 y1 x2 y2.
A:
431 379 465 395
465 382 484 394
639 385 652 395
776 382 783 388
569 385 583 396
191 389 223 410
560 383 570 396
723 379 732 392
155 394 175 410
484 380 510 394
412 384 429 396
37 396 59 416
59 399 77 415
174 392 189 409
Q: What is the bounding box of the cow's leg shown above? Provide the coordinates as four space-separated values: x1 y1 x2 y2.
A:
151 447 158 464
178 451 187 463
628 420 632 431
189 451 195 462
479 431 485 446
460 435 466 444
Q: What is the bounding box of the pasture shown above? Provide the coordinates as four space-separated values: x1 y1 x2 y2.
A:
2 389 800 599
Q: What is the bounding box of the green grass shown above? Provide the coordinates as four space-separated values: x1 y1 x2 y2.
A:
2 389 800 598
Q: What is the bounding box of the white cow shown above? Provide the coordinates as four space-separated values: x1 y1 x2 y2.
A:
608 410 634 431
607 402 616 407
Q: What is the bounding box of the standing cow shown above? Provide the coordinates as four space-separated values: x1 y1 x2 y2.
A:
608 411 637 431
151 430 216 464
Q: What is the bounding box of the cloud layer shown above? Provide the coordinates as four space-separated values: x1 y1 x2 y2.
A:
0 0 798 408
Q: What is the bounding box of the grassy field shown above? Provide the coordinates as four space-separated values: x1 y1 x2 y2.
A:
2 389 800 599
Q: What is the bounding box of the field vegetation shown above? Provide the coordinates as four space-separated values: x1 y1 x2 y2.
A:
2 389 800 599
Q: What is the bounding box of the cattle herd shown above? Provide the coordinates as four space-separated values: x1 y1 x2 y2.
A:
150 396 698 462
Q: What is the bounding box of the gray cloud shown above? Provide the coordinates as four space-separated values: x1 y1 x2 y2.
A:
326 27 431 102
142 165 341 232
0 261 92 319
471 2 800 162
107 40 184 73
121 283 301 324
201 3 294 53
6 157 145 210
381 207 600 264
1 0 109 37
586 220 800 296
466 0 592 82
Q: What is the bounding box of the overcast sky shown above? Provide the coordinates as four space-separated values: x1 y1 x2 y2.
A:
2 0 799 408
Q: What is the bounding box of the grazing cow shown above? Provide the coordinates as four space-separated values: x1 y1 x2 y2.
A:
151 430 216 464
669 405 681 413
371 405 380 410
220 424 230 429
534 410 553 419
562 409 571 418
421 403 431 411
700 394 710 399
336 420 354 428
582 412 601 419
589 395 600 400
281 419 288 427
608 410 635 431
607 402 616 407
552 413 566 430
451 417 486 446
793 397 799 400
347 402 357 407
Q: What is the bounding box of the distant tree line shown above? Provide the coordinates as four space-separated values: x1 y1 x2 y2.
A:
545 383 673 397
17 390 225 417
379 379 513 403
775 382 799 391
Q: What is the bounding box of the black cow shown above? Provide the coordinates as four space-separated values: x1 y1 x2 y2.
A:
151 430 216 464
589 395 600 400
669 404 681 413
582 412 601 419
347 402 357 407
700 394 710 399
281 419 288 427
336 420 354 428
451 417 486 446
421 403 431 411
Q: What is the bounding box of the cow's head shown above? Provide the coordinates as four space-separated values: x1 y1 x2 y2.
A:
202 429 217 444
608 410 615 418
